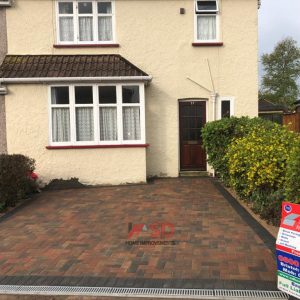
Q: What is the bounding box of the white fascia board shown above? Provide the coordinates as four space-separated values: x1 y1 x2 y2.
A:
0 76 153 84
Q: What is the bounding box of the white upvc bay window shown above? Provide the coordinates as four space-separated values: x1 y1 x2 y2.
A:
49 84 145 146
57 0 115 44
195 0 219 42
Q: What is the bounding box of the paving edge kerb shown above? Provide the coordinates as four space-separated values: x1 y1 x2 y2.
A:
211 179 276 255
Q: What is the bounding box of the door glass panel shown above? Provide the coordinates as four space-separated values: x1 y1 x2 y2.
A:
189 117 195 129
182 105 191 117
183 129 190 141
196 116 203 128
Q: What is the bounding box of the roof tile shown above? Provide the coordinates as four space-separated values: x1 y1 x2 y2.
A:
0 55 149 79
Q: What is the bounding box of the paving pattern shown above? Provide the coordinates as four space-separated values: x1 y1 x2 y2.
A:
0 178 277 286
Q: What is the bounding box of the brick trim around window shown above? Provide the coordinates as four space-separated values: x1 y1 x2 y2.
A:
192 42 223 47
46 144 149 150
53 44 120 48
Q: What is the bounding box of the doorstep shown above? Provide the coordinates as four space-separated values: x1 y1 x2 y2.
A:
179 171 209 177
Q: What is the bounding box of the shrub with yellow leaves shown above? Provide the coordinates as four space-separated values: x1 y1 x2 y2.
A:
226 123 299 198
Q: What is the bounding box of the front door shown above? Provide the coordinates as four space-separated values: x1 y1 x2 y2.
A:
179 101 206 170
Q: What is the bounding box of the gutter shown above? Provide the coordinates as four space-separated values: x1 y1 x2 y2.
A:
0 76 153 84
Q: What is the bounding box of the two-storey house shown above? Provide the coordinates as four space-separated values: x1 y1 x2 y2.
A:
0 0 259 185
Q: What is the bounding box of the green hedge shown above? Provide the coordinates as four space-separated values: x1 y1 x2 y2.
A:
0 154 36 210
202 117 300 226
201 117 275 184
226 123 298 197
285 139 300 203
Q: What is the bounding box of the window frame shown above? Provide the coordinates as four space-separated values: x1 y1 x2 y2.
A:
217 96 235 120
48 83 145 146
194 0 220 43
195 0 218 13
56 0 116 45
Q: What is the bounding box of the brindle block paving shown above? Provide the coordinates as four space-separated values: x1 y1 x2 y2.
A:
0 178 277 287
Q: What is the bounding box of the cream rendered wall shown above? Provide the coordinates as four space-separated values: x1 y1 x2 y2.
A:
5 0 258 179
5 85 147 185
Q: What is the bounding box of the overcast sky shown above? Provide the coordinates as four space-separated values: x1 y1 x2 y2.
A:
258 0 300 78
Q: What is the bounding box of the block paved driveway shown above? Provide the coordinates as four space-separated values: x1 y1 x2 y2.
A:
0 178 277 289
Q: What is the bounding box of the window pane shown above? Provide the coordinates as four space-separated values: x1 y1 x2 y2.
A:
76 107 94 141
78 2 93 14
79 17 93 41
98 2 112 14
99 86 116 104
123 107 141 140
98 16 112 41
221 100 231 118
197 1 217 11
122 86 140 103
75 86 93 104
59 2 73 14
51 87 69 104
59 17 74 41
52 108 70 142
99 107 117 141
197 15 216 40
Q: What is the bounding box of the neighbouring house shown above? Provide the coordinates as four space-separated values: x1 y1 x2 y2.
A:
258 99 288 125
0 0 259 185
0 1 8 154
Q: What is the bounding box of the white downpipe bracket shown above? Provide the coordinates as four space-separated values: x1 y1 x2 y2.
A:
0 85 7 95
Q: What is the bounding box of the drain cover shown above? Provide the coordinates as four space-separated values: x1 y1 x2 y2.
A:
0 285 289 299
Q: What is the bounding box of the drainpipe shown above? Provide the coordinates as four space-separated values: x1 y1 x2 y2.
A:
206 59 217 121
211 92 217 122
209 92 217 178
206 59 218 177
0 7 8 154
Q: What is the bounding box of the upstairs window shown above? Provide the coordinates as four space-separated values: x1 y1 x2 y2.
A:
195 0 219 42
57 0 115 44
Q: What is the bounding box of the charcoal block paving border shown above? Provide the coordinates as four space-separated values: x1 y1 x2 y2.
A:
0 276 278 290
212 179 276 254
0 178 278 291
0 196 38 225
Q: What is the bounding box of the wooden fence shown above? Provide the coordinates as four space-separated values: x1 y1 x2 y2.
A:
283 112 300 133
